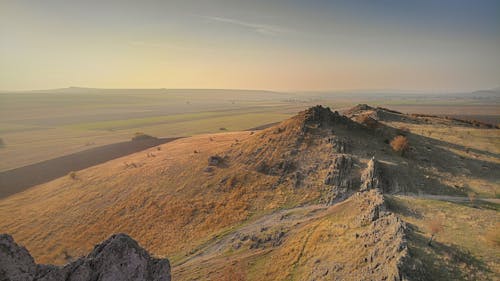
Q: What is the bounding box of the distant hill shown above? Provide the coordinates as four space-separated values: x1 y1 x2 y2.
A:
12 87 290 97
470 86 500 96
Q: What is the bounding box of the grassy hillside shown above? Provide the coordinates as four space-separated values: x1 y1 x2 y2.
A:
0 105 498 280
387 195 499 280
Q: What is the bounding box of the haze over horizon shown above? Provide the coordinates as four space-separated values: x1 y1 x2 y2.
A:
1 0 499 92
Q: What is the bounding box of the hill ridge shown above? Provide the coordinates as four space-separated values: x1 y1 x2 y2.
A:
0 105 498 280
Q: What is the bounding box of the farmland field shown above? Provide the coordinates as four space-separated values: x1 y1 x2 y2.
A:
0 88 498 172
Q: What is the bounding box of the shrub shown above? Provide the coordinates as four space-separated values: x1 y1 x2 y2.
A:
427 217 444 246
468 192 477 207
0 138 4 148
131 132 157 141
390 135 409 155
358 114 378 129
68 171 77 180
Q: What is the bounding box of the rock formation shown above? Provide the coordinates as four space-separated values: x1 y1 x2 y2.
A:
324 155 357 204
328 136 351 153
353 189 410 281
361 157 384 191
0 233 171 281
324 155 354 188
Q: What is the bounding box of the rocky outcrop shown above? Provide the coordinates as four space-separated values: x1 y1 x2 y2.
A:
303 105 340 126
299 105 353 133
0 233 171 281
355 188 386 226
309 189 411 281
0 234 37 281
324 155 357 204
353 189 410 281
360 157 384 191
324 155 354 187
208 155 223 166
343 104 375 117
327 136 351 153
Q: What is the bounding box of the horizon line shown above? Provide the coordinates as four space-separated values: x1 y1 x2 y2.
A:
1 85 498 94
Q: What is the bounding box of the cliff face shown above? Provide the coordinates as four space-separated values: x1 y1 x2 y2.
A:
0 233 171 281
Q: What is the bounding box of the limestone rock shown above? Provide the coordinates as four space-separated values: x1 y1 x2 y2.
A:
0 233 171 281
327 136 351 153
0 234 37 281
360 157 383 191
324 155 357 204
324 155 353 188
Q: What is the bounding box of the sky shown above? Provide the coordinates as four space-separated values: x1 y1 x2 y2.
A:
1 0 499 92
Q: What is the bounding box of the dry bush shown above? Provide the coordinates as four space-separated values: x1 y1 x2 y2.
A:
68 171 77 180
427 217 444 246
467 192 477 206
390 135 409 155
358 114 378 129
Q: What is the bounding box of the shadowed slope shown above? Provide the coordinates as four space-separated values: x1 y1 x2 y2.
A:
0 137 180 199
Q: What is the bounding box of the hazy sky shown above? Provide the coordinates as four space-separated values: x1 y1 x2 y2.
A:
1 0 499 91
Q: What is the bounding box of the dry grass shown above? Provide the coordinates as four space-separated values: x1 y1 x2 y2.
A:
0 132 258 264
485 224 500 247
219 265 246 281
388 195 500 279
0 128 324 265
174 191 405 281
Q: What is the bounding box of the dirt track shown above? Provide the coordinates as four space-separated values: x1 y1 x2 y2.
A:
174 204 328 271
401 193 500 204
0 137 181 199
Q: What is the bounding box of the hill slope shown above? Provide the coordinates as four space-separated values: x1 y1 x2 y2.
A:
0 105 498 280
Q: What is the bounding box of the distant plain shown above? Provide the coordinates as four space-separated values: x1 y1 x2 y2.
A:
0 88 498 171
